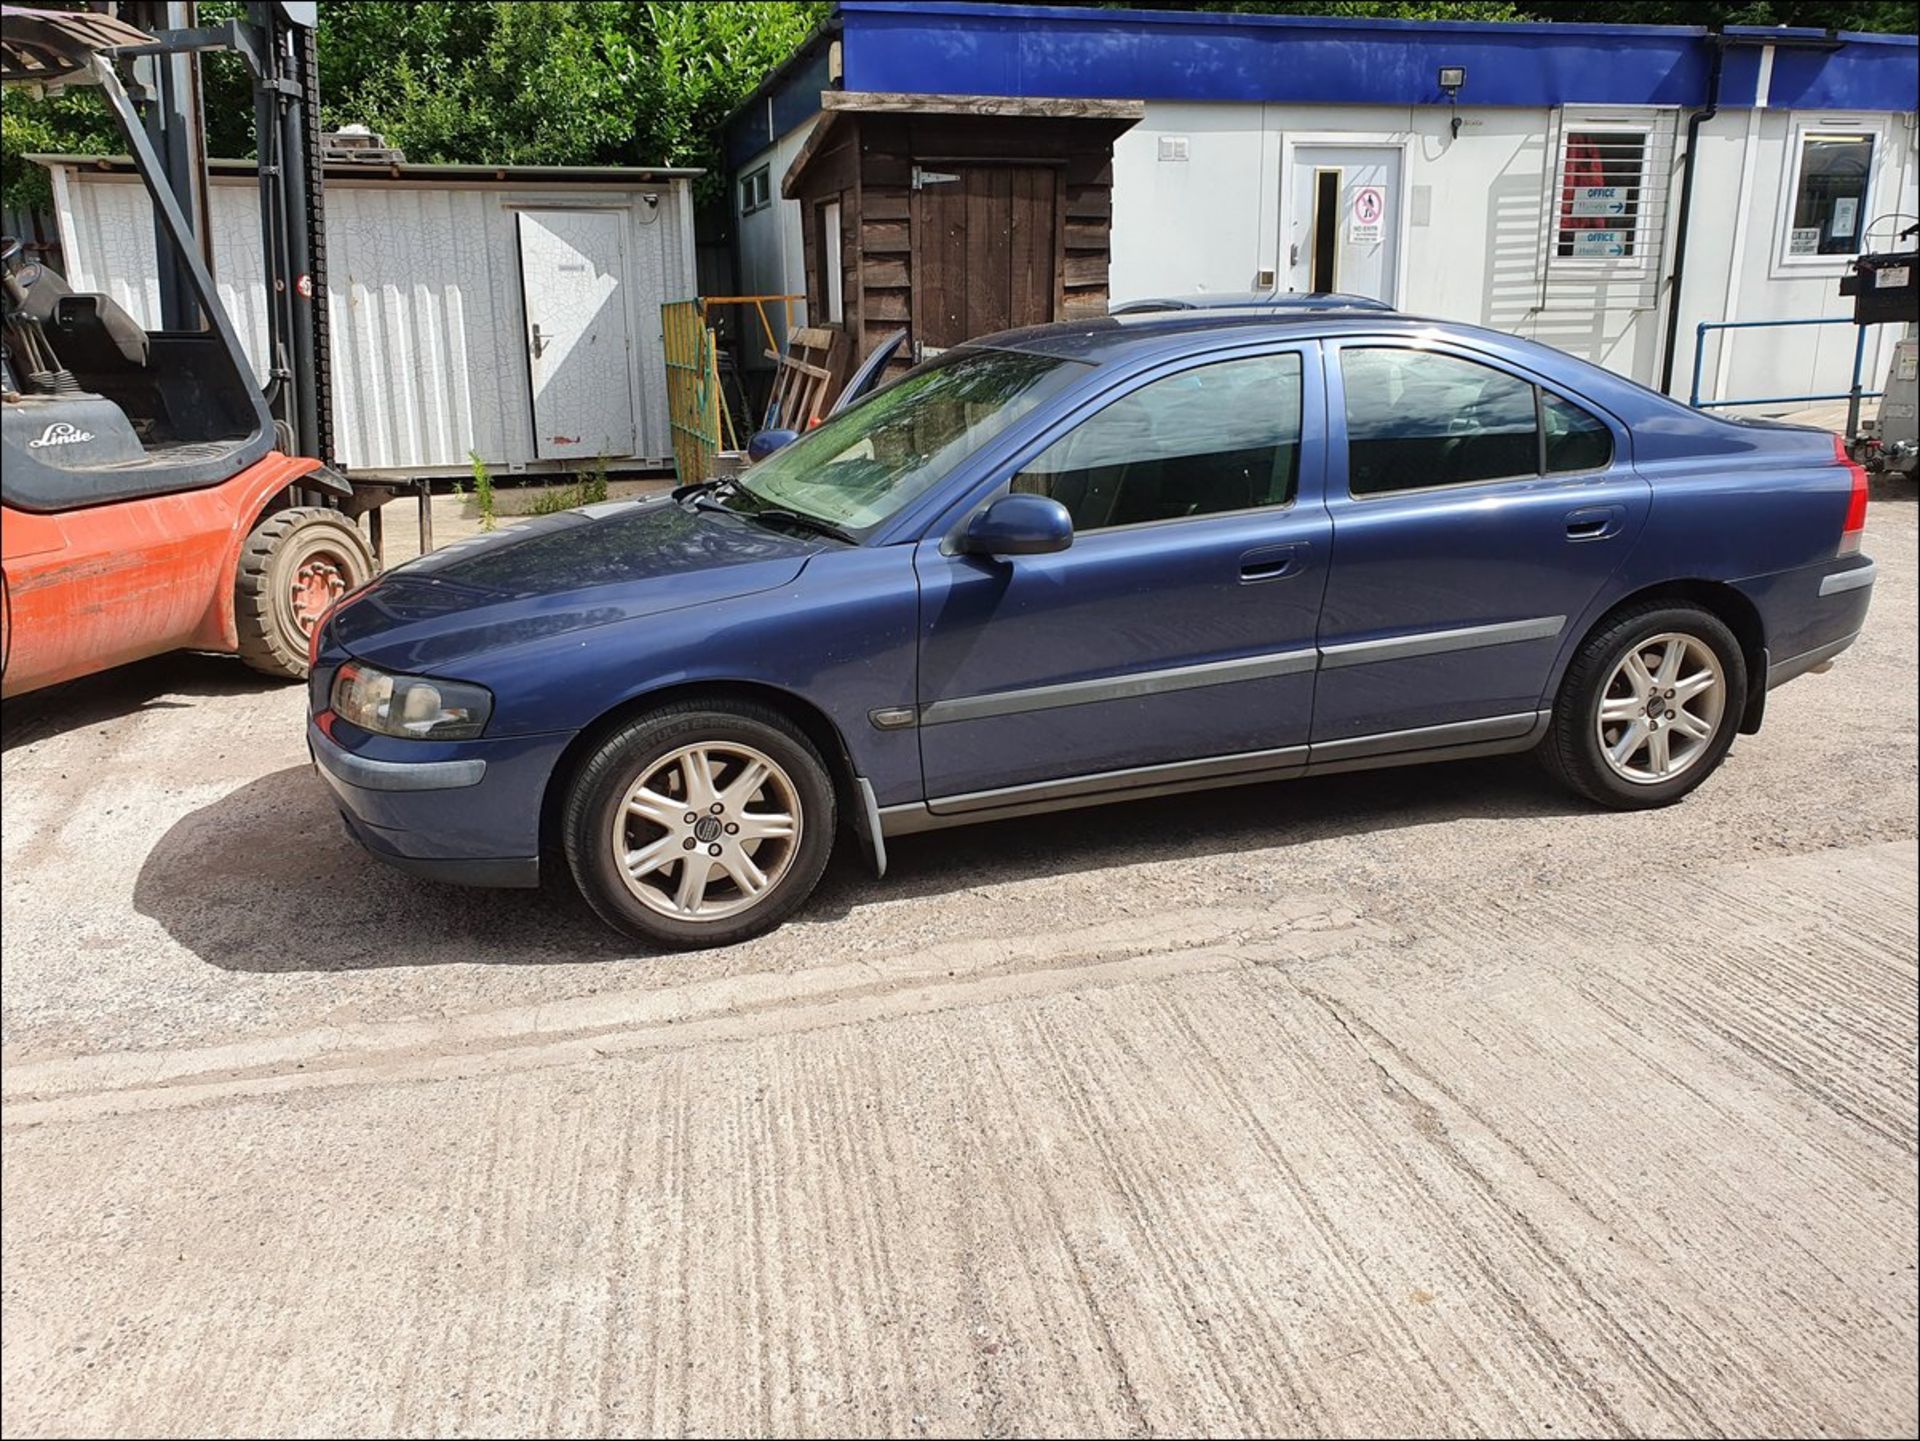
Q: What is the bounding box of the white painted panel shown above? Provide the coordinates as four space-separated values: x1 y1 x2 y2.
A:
1111 102 1273 301
52 168 695 471
517 209 636 460
735 119 815 366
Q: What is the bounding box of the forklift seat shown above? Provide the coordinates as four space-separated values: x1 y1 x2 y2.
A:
51 292 150 370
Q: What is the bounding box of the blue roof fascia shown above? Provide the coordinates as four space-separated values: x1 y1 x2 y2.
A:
836 1 1917 114
839 1 1707 43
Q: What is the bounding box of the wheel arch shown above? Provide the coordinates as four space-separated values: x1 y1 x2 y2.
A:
1566 578 1768 734
188 456 357 652
537 678 868 862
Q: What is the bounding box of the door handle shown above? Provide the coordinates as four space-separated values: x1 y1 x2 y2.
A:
1289 242 1300 268
1241 542 1306 582
530 323 549 359
1565 505 1624 542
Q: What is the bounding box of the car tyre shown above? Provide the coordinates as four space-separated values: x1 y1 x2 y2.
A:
562 701 837 949
1541 601 1747 810
235 506 376 679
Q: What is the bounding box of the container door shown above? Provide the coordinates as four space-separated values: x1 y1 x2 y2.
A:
1287 146 1402 304
516 209 636 460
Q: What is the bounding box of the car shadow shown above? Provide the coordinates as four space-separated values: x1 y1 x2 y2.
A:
814 755 1580 915
2 652 288 752
133 754 1585 973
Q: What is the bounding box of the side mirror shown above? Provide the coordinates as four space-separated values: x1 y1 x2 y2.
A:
746 427 799 462
961 493 1073 557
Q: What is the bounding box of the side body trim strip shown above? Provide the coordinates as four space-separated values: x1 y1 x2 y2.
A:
1317 614 1566 669
1818 562 1876 597
915 615 1567 729
919 647 1318 727
880 710 1552 837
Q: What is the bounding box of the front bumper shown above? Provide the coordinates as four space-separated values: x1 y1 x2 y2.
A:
309 717 568 889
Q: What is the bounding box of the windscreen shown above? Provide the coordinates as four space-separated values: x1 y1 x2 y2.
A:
736 347 1086 536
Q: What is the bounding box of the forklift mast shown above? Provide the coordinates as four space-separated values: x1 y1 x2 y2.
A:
116 0 332 467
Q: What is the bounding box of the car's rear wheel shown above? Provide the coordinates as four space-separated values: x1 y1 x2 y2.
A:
1541 602 1747 809
562 702 836 948
235 506 376 679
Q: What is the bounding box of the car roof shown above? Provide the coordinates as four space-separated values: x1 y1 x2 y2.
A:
968 308 1495 363
1111 290 1394 314
961 308 1740 440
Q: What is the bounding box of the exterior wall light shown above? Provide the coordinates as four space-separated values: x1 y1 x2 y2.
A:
1439 66 1467 138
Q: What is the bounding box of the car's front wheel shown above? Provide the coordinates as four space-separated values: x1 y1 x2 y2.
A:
1541 602 1748 810
562 702 837 948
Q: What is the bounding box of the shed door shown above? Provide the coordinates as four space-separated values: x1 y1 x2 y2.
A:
517 209 636 460
1287 146 1402 305
912 166 1057 354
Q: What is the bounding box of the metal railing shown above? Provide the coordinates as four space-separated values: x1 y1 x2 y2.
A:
1689 317 1884 436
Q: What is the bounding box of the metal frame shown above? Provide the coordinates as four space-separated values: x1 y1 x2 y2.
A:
1688 316 1883 435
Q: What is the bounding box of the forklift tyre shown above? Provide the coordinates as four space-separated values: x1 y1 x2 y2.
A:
234 506 375 679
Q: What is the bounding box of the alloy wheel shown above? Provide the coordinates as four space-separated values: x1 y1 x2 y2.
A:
609 742 803 921
1594 631 1726 785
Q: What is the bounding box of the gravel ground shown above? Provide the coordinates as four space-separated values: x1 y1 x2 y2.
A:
2 485 1915 1437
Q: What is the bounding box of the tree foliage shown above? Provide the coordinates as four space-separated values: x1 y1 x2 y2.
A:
3 0 1911 216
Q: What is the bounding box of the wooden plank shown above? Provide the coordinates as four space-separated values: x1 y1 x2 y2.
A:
862 219 910 253
863 191 911 221
861 256 911 289
1063 252 1107 288
780 110 848 199
1008 166 1056 329
863 287 911 322
823 91 1144 120
1063 289 1109 319
863 152 912 188
965 166 1013 342
914 165 969 352
1064 221 1107 252
1064 186 1112 221
1065 155 1114 188
1055 171 1068 317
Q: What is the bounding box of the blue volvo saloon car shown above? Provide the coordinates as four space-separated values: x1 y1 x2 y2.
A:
308 311 1876 948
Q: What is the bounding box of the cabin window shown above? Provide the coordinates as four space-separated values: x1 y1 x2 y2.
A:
1781 128 1875 262
739 166 771 216
1555 129 1648 261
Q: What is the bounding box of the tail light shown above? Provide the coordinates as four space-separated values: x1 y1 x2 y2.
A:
1836 434 1869 555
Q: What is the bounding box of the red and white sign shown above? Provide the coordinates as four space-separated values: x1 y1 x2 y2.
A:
1350 185 1386 245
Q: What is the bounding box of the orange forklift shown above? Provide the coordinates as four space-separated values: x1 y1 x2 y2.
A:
2 2 383 697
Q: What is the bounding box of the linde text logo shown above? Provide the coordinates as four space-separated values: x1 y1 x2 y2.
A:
27 421 94 448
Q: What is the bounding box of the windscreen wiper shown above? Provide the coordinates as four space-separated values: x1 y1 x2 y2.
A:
735 506 858 546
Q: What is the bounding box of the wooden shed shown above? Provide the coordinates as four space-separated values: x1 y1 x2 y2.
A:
781 92 1143 381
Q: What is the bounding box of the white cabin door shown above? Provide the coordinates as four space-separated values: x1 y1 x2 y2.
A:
517 209 636 460
1286 146 1402 304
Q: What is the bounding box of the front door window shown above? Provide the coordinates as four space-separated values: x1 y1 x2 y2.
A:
1012 353 1303 529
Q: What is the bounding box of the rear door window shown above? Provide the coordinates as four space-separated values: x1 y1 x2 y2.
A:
1341 348 1539 495
1542 389 1614 473
1012 352 1303 531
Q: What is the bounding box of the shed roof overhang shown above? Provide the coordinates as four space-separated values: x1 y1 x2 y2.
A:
781 91 1143 199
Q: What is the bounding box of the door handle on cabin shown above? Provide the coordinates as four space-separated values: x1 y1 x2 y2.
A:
1240 543 1306 582
530 323 549 359
1564 505 1624 542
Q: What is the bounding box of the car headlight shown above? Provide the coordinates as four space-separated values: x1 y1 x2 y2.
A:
330 662 492 740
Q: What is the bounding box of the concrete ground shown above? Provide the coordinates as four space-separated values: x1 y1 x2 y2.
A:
2 486 1915 1437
